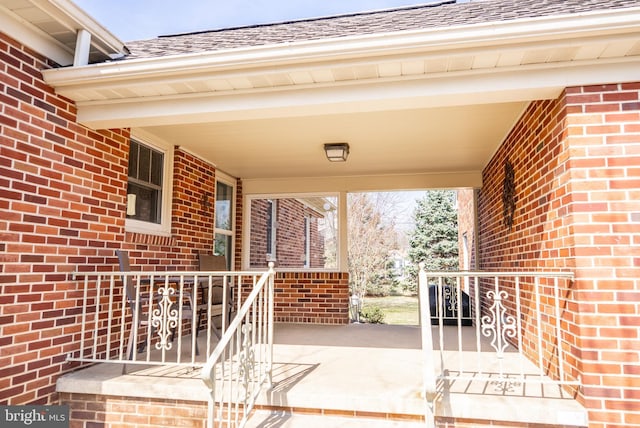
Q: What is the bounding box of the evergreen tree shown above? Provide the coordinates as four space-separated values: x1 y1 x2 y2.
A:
405 190 459 292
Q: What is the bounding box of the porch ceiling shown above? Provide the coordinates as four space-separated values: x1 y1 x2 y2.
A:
41 5 640 189
141 102 527 183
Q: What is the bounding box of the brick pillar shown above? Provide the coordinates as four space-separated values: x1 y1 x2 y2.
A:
477 82 640 428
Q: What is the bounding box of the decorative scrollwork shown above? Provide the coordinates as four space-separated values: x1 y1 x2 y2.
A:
502 160 516 230
481 290 517 357
151 286 178 351
238 323 255 405
443 286 458 313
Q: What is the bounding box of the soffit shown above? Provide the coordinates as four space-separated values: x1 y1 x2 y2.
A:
0 0 127 65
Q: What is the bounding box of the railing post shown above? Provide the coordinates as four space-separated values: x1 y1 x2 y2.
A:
418 262 437 427
267 262 275 388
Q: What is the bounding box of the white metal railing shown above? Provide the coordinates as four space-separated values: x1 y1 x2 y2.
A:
200 262 275 428
69 268 266 369
418 264 580 411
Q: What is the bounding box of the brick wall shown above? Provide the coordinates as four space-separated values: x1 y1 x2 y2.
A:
564 83 640 428
0 32 130 405
249 198 325 268
274 272 349 324
477 83 640 427
0 32 220 406
60 392 207 428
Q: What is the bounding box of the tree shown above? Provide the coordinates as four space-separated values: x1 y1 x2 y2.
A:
347 193 400 299
406 190 459 292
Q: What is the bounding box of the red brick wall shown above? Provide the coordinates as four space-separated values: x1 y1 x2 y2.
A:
274 272 349 324
249 198 324 268
0 32 218 405
60 392 207 428
478 83 640 428
0 32 130 405
564 83 640 428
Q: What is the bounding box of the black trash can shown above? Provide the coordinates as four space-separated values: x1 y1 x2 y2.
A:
428 284 472 325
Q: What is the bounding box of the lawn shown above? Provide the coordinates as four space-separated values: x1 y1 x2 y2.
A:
360 295 419 325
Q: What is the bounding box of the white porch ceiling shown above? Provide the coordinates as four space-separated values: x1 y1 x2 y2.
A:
143 102 527 183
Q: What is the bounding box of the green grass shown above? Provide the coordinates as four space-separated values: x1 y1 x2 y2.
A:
361 295 419 325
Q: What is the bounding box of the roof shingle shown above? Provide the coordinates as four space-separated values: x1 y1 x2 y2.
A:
123 0 640 60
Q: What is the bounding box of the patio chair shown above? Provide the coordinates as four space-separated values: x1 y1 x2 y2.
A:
116 250 199 365
197 254 233 339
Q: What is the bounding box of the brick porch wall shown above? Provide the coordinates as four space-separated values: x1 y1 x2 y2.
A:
274 272 350 324
59 393 207 428
477 83 640 427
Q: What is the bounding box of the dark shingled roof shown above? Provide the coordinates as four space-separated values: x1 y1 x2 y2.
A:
123 0 640 60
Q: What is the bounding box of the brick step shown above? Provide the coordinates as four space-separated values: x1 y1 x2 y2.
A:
246 409 587 428
245 409 425 428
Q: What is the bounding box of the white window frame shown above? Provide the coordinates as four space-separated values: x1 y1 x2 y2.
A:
266 199 277 262
125 132 173 236
304 215 311 268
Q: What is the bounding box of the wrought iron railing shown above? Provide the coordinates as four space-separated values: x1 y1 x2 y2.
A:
418 264 580 420
200 263 275 428
69 268 265 368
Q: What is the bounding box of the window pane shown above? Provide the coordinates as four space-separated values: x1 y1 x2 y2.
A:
248 196 337 269
127 140 164 225
126 182 161 224
151 151 163 186
214 233 232 269
215 182 233 230
128 141 139 179
138 144 151 182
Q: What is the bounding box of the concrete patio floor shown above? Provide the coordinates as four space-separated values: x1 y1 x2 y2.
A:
57 323 587 427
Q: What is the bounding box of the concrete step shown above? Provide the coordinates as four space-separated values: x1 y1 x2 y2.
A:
245 410 426 428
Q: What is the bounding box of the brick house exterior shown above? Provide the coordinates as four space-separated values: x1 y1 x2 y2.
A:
249 198 326 269
0 30 348 407
2 0 640 427
458 85 640 427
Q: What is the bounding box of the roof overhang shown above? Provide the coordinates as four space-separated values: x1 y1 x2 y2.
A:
0 0 127 66
40 6 640 190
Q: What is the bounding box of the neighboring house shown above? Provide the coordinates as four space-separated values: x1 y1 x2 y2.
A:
248 196 330 269
1 0 639 427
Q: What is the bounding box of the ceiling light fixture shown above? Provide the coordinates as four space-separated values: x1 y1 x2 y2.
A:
324 143 350 162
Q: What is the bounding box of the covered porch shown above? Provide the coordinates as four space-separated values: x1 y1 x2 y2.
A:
57 323 587 427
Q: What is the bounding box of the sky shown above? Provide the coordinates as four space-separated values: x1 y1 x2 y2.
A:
74 0 431 41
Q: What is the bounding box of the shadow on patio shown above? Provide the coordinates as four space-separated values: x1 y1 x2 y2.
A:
57 323 587 427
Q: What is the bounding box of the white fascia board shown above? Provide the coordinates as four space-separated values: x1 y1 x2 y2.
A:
73 57 640 129
0 4 73 65
43 6 640 88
